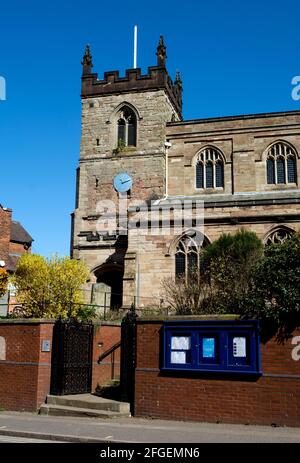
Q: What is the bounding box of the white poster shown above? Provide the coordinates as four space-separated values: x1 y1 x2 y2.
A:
171 336 191 351
171 351 186 364
233 337 246 357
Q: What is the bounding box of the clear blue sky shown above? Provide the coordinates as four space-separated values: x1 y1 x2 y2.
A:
1 0 299 257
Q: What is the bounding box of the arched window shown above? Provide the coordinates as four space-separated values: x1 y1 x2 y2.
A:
265 227 294 246
175 231 209 280
195 147 224 189
116 107 137 147
266 142 297 185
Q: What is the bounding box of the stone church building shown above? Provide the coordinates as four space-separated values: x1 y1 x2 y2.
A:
71 37 300 309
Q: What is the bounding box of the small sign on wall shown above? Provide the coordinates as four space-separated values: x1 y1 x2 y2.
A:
41 340 51 352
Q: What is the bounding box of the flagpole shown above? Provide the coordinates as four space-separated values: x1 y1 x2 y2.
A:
133 25 137 68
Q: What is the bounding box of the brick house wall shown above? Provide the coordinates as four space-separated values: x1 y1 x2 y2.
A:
0 206 11 265
134 319 300 427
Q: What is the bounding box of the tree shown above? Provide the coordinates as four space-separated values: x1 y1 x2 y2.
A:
202 229 264 313
247 232 300 326
0 268 9 297
162 229 264 315
13 254 90 319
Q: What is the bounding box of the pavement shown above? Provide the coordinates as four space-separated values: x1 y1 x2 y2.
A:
0 412 300 443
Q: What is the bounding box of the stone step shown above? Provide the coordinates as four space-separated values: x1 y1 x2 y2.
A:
40 403 130 419
46 394 130 414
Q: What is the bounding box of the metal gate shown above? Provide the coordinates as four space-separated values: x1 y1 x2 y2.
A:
120 305 138 413
50 318 93 395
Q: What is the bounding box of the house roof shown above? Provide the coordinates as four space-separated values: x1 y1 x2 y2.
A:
10 221 33 245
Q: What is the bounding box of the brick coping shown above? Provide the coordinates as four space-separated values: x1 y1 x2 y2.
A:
0 318 121 326
0 318 56 325
137 314 240 323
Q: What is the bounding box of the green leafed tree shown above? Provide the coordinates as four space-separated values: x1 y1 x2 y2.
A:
202 229 264 313
247 232 300 326
162 229 264 316
13 254 90 319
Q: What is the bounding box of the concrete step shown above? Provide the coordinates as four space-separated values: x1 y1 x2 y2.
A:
45 394 130 414
40 403 130 419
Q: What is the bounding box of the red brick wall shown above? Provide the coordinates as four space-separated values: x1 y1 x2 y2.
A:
92 323 121 391
0 321 54 412
134 321 300 426
0 321 120 412
9 241 31 255
0 207 11 265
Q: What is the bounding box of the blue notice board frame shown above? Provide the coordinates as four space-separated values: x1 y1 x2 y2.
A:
161 319 261 376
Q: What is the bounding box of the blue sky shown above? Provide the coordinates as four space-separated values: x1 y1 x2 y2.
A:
0 0 299 256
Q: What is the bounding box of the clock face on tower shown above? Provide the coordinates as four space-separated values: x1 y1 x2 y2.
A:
113 172 133 193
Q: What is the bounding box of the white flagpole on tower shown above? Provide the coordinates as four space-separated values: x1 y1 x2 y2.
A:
134 25 137 68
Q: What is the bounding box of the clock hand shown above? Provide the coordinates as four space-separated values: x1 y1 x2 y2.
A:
121 179 131 184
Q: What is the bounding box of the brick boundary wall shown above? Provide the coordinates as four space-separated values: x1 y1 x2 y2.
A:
134 319 300 427
0 319 55 412
0 320 121 412
92 322 121 391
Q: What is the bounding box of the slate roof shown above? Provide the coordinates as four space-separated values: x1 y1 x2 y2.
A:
10 221 33 245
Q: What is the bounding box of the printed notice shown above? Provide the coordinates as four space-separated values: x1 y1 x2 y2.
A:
171 336 191 351
203 338 215 358
233 337 246 357
171 351 186 364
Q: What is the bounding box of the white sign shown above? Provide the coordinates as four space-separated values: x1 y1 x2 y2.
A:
233 337 246 358
171 336 191 350
171 351 186 364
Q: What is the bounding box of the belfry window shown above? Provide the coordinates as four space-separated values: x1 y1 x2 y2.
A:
175 232 209 281
117 107 137 148
196 148 224 189
266 142 297 185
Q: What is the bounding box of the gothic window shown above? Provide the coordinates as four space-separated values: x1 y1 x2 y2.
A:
195 148 224 189
265 227 294 246
266 142 297 185
116 107 137 147
175 232 209 280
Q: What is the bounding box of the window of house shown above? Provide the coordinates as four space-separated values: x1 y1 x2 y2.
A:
117 107 137 148
175 232 209 280
266 142 297 185
195 148 224 189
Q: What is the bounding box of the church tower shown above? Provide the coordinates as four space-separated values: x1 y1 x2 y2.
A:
71 37 183 308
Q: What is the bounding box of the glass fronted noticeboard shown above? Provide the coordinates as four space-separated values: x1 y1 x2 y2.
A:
162 320 261 375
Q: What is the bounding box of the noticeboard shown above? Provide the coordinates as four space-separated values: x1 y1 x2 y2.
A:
161 319 261 375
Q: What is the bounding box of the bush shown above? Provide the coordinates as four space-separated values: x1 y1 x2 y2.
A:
13 254 90 319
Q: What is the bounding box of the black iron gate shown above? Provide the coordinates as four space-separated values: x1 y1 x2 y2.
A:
120 305 138 414
50 318 94 395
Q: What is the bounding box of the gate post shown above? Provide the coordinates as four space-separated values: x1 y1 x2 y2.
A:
120 303 138 414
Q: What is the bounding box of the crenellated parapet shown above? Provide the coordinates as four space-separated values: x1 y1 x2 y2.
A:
81 36 183 118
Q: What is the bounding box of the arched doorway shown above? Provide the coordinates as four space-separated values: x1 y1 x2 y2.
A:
92 263 124 310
